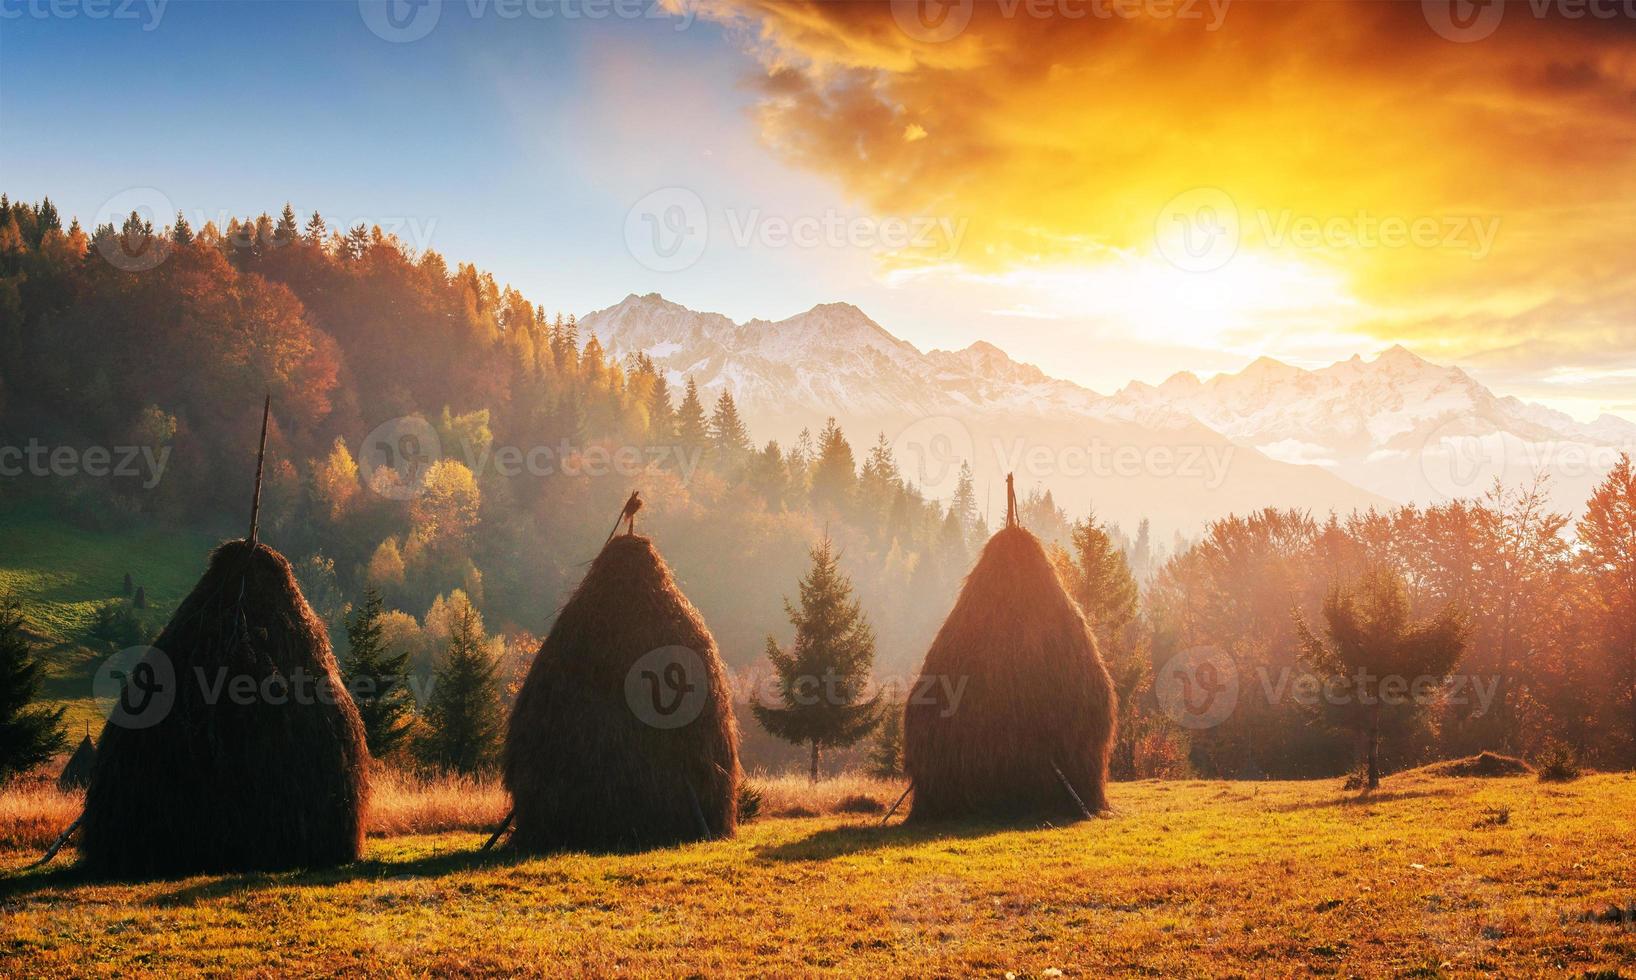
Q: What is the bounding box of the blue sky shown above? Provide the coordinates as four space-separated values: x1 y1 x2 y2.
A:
0 2 886 326
3 0 1629 421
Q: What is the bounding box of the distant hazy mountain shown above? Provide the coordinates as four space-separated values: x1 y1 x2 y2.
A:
579 295 1387 534
580 293 1630 531
1098 345 1636 515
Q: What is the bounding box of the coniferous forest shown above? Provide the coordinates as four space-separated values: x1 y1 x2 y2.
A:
2 196 1634 779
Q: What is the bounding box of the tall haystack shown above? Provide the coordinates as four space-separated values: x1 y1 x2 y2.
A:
904 478 1116 823
79 397 369 877
503 532 740 853
57 734 95 791
79 540 370 876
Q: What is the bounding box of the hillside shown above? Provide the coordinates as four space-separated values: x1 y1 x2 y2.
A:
4 772 1632 976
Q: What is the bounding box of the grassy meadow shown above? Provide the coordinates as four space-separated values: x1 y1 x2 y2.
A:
3 770 1633 977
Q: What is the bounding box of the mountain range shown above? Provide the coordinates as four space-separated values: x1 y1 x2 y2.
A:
580 293 1634 534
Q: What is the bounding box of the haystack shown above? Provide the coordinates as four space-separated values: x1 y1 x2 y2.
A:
904 478 1116 823
57 734 95 791
503 532 740 852
79 540 370 876
79 398 369 877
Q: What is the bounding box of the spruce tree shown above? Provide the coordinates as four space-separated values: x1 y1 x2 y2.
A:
709 391 753 473
950 460 981 542
341 589 413 759
417 603 502 775
275 203 299 244
646 364 675 443
676 377 710 456
809 417 857 515
0 596 66 785
753 535 881 781
1295 566 1469 789
869 698 905 778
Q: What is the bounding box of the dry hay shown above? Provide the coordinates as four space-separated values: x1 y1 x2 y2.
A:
55 735 95 792
503 534 739 852
80 540 369 877
904 525 1116 823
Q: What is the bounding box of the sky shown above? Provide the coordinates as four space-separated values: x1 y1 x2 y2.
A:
3 0 1635 420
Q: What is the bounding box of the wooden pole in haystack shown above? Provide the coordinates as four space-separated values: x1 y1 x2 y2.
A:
27 815 83 870
480 809 515 852
1005 471 1018 529
878 784 913 827
248 393 271 549
1052 759 1094 820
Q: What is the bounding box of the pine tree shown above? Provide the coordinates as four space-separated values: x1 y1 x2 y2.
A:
709 391 753 473
304 211 327 243
122 571 133 597
748 440 789 509
1295 566 1469 789
341 589 414 759
417 603 502 775
0 595 66 784
868 698 905 778
950 460 981 543
275 203 299 244
810 417 857 515
646 364 675 443
1063 514 1139 645
752 534 881 781
170 211 193 245
676 377 710 455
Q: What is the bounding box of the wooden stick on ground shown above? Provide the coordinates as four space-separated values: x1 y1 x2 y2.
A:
480 809 515 852
878 784 913 826
28 813 83 870
1051 760 1094 821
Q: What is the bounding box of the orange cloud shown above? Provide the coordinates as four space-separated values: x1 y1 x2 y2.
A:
682 0 1636 364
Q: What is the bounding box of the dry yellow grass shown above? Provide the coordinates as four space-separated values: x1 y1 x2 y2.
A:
363 770 509 838
4 772 1633 976
748 771 905 818
0 784 80 852
0 770 903 853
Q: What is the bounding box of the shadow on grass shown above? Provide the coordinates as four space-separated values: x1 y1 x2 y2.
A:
755 814 1102 862
0 846 531 905
1264 787 1454 814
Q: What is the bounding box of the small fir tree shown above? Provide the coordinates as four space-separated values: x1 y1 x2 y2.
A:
0 596 66 784
417 603 502 775
753 534 881 782
341 589 414 759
